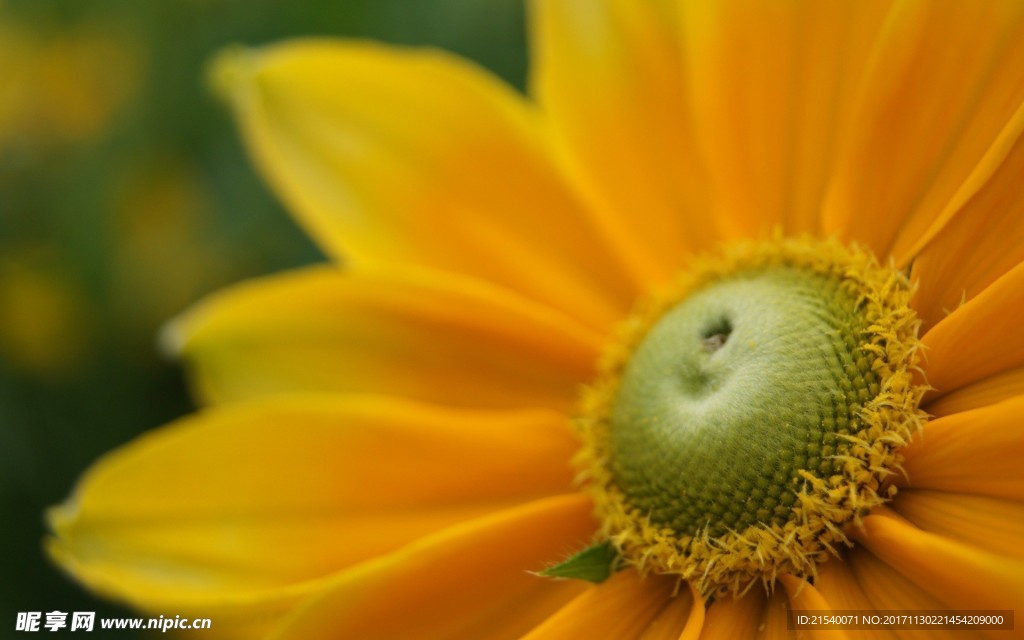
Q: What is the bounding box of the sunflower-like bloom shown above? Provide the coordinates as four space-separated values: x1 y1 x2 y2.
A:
49 1 1024 638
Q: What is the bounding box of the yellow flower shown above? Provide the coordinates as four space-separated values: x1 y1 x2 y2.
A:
49 1 1024 638
0 249 94 376
0 17 141 151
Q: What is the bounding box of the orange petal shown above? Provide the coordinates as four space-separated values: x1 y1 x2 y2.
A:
841 544 942 611
910 105 1024 332
923 366 1024 418
47 396 577 609
679 0 892 242
780 575 854 640
270 494 596 640
852 509 1024 614
820 1 1024 263
641 583 703 640
518 570 683 640
900 396 1024 500
814 560 888 640
529 0 712 281
922 260 1024 398
696 589 767 640
212 40 638 331
165 265 601 410
815 553 949 640
759 587 798 640
893 489 1024 561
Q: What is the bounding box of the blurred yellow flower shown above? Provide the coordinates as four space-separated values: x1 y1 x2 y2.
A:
0 249 94 376
107 158 234 354
49 1 1024 638
0 17 140 152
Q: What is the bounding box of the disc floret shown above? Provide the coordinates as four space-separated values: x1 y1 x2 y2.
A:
576 237 928 596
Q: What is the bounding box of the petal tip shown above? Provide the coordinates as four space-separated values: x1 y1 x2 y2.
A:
46 503 71 532
206 44 259 106
43 502 81 578
43 534 74 577
45 495 83 556
156 316 186 359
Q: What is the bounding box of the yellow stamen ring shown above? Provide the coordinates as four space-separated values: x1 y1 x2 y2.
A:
576 237 928 597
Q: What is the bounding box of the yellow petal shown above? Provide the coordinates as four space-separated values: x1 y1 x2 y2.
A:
519 570 680 640
270 494 595 640
528 0 711 281
893 489 1024 561
821 0 1024 262
901 396 1024 500
922 260 1024 398
910 103 1024 332
923 366 1024 418
852 509 1024 614
48 395 577 610
212 39 637 330
165 265 601 410
679 0 892 243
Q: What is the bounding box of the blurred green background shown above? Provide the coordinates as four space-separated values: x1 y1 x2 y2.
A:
0 0 527 635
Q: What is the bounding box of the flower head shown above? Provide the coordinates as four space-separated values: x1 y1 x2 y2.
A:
49 1 1024 638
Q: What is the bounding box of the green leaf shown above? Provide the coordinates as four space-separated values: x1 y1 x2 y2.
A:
536 541 618 583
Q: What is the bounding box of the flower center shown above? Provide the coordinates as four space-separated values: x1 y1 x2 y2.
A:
577 237 927 596
613 265 869 537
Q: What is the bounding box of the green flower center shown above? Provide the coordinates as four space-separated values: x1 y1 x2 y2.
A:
611 265 876 539
577 238 927 596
